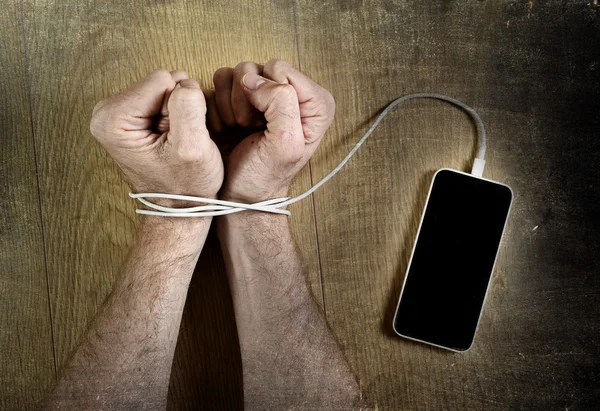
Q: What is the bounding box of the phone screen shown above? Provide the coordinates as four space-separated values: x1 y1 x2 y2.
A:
393 169 512 351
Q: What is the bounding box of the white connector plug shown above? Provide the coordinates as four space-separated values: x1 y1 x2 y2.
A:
471 158 486 178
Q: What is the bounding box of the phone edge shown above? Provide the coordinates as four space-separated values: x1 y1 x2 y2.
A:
391 168 514 353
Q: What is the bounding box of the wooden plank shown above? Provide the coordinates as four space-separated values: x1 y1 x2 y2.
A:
0 1 56 409
295 0 599 409
21 0 318 408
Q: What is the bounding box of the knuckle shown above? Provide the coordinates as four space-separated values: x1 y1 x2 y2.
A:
234 61 255 75
265 59 292 78
150 68 173 82
172 85 201 100
268 85 299 118
213 67 233 84
89 100 112 138
233 109 253 127
325 91 336 116
145 69 176 90
170 69 188 78
91 98 107 116
171 87 204 110
316 91 336 125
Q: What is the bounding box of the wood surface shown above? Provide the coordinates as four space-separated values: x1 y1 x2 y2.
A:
0 1 56 410
295 1 600 410
2 0 599 409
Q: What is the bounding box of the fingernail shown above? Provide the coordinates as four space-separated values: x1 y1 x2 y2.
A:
242 72 266 90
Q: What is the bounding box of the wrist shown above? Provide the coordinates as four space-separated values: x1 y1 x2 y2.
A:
138 215 212 259
219 183 290 205
216 211 289 243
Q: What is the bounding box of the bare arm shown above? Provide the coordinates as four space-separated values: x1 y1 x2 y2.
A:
210 60 361 409
218 213 360 409
44 218 210 410
43 69 224 409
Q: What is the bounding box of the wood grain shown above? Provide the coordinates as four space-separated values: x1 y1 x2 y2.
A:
294 0 599 410
20 0 318 408
0 1 56 409
4 0 598 408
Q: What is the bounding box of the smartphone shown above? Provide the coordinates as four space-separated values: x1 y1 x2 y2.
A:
392 168 513 352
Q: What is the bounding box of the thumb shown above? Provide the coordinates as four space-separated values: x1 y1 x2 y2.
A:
241 72 303 145
166 79 211 155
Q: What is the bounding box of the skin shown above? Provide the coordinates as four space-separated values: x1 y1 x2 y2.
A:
42 217 210 410
43 70 224 410
212 60 361 410
43 60 361 410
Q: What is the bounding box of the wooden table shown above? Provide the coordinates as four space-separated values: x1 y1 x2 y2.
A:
1 1 598 409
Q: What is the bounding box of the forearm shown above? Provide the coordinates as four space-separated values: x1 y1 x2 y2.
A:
218 213 360 410
44 217 210 410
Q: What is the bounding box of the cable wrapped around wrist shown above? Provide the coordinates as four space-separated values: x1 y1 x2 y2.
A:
130 93 487 217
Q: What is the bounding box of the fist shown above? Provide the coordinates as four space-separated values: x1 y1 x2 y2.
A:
90 69 224 204
209 60 335 203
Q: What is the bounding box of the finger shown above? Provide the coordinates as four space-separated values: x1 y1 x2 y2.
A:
171 70 189 83
232 62 265 127
213 67 236 127
263 59 335 143
160 70 189 116
241 72 304 155
117 69 178 118
167 80 210 155
204 89 224 134
263 60 329 105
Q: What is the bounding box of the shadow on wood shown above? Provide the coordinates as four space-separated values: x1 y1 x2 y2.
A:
167 228 243 411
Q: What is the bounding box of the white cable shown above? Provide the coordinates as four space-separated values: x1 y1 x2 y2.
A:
129 194 291 217
131 93 487 217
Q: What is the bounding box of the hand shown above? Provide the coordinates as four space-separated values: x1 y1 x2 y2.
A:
90 69 224 203
209 60 335 203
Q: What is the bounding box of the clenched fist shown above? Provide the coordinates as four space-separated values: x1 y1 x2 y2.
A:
208 60 335 203
90 69 224 205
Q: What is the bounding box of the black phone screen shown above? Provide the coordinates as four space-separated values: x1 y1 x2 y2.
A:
393 169 512 351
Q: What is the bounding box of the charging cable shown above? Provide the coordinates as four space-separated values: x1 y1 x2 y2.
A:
130 93 487 217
